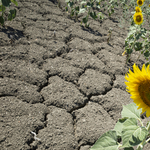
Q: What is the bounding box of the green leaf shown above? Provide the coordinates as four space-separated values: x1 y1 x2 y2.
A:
144 51 150 58
11 0 18 6
75 6 79 11
2 0 11 7
71 10 74 16
87 2 91 7
90 12 97 20
146 121 150 131
0 4 5 12
122 119 148 148
90 130 119 150
136 28 147 40
114 117 128 136
80 1 86 5
96 5 100 9
111 8 114 14
79 8 86 14
127 26 136 37
65 6 68 11
0 15 4 25
121 103 142 120
68 1 74 7
127 34 134 44
123 118 137 127
126 48 132 54
82 16 88 24
124 147 134 150
90 2 94 7
145 62 149 67
134 42 143 51
8 9 16 21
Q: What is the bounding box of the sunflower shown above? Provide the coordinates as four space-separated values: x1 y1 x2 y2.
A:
137 0 144 6
125 63 150 117
133 12 143 25
135 6 142 13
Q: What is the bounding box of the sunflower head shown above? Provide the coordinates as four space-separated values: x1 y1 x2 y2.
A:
133 12 143 25
137 0 144 6
125 63 150 117
135 6 142 13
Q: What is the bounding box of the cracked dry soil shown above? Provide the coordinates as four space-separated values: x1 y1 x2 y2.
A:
0 0 150 150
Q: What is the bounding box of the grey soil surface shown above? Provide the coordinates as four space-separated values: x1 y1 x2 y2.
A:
0 0 150 150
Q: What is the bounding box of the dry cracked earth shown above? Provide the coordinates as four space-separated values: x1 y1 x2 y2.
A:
0 0 150 150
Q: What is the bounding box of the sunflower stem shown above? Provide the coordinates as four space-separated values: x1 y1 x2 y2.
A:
146 122 150 131
138 118 144 127
137 136 147 150
145 137 150 144
137 144 143 150
117 143 122 149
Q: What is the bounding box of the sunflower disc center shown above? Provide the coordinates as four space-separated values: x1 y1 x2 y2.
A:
138 81 150 107
136 16 142 22
138 1 142 5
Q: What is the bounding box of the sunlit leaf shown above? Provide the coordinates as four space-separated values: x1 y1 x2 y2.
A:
90 130 119 150
121 103 142 120
114 117 128 136
122 119 148 148
79 8 86 14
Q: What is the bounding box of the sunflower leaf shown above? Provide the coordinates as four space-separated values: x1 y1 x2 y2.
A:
124 147 134 150
114 117 128 137
121 103 142 120
90 130 119 150
2 0 11 7
146 121 150 131
121 118 149 148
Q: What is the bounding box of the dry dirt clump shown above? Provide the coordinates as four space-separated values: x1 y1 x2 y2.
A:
0 0 149 150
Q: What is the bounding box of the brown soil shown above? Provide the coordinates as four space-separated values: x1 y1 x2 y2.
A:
0 0 149 150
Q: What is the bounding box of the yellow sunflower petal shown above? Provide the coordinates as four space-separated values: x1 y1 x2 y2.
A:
133 12 143 25
125 63 150 117
146 109 150 117
137 0 144 6
135 6 142 13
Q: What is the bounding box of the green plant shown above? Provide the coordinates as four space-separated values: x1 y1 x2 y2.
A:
91 63 150 150
124 24 150 65
0 0 18 26
106 0 150 65
123 0 150 65
65 0 108 27
91 103 150 150
65 0 150 64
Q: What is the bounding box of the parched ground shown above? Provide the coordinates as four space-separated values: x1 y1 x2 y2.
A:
0 0 150 150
